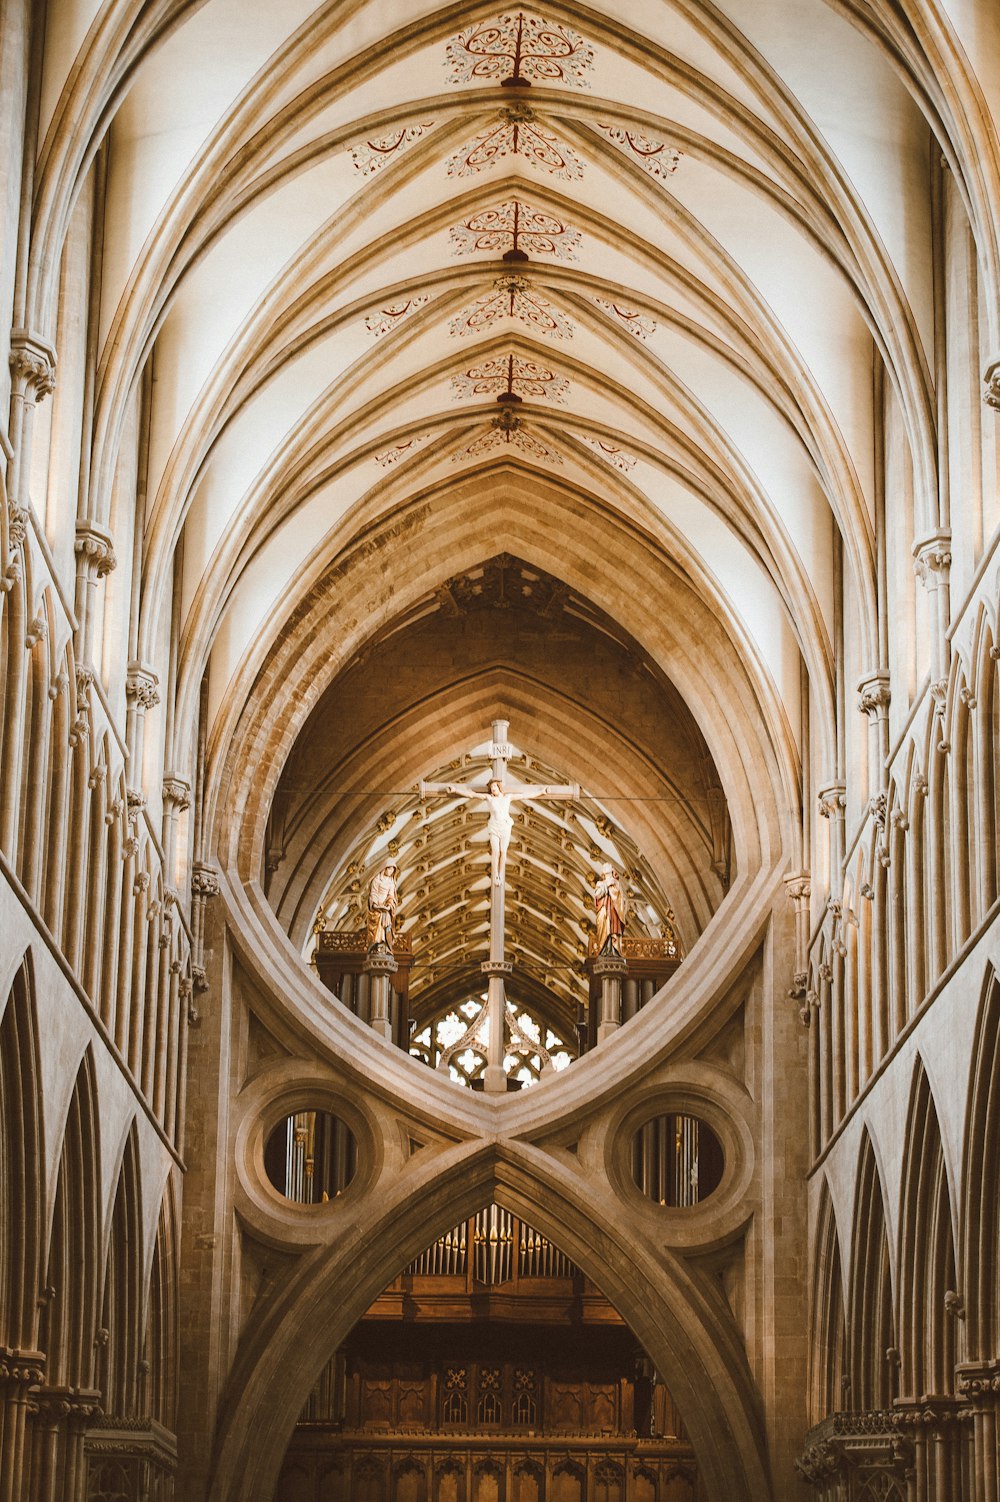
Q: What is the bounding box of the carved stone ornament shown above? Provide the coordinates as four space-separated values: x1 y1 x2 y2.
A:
983 357 1000 412
74 520 117 578
857 671 891 718
162 776 192 812
6 503 29 548
191 862 220 900
913 531 952 584
8 330 57 402
125 664 160 710
784 875 811 905
126 788 146 822
817 782 846 819
24 613 46 649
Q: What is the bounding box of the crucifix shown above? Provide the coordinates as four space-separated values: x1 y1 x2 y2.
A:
419 718 579 1092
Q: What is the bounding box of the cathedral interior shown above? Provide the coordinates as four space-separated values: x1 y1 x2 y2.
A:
2 2 1000 1500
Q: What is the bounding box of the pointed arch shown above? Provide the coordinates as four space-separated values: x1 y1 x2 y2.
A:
0 954 45 1352
963 969 1000 1359
897 1057 959 1398
39 1048 102 1390
96 1122 144 1420
144 1177 179 1431
848 1130 897 1410
809 1178 847 1424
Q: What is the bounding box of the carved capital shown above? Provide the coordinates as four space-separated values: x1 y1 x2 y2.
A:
125 664 160 710
869 791 887 828
133 871 150 895
913 531 952 585
7 504 29 548
161 776 191 812
857 670 891 719
984 357 1000 412
817 782 846 820
9 330 56 402
74 520 116 578
784 873 811 905
75 664 94 705
126 788 146 823
25 613 46 649
191 861 220 900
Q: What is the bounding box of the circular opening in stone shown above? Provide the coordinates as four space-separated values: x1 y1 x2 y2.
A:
264 1110 357 1205
630 1113 724 1207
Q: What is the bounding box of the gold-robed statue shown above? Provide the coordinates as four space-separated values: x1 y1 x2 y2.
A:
366 862 399 953
594 862 628 956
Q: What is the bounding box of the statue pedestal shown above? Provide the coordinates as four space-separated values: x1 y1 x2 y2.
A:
593 952 627 1043
364 951 397 1040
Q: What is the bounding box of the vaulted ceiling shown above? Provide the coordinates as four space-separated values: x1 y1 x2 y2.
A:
29 0 1000 991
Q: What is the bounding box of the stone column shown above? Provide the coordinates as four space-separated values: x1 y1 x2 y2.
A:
161 776 191 890
957 1361 1000 1502
913 533 952 713
817 782 847 886
593 952 626 1043
0 1348 44 1502
622 977 639 1021
73 520 116 667
857 671 891 785
125 663 160 797
364 951 396 1041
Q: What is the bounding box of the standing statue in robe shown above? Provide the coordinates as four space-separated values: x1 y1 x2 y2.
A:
594 862 628 955
366 862 398 953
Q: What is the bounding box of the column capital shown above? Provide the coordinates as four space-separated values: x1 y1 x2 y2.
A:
984 356 1000 412
913 530 952 584
8 329 56 402
191 861 220 900
74 519 117 578
162 775 191 811
817 782 846 819
857 670 891 719
784 872 811 904
125 661 160 709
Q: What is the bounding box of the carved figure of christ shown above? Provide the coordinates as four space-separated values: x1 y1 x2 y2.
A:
419 722 578 1092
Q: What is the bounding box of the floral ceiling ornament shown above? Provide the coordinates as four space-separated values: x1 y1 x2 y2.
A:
451 351 570 403
446 104 583 179
373 434 434 467
577 433 638 472
596 124 682 179
364 296 431 336
445 12 594 89
449 276 575 339
593 297 656 339
350 121 436 175
450 198 581 260
458 407 564 463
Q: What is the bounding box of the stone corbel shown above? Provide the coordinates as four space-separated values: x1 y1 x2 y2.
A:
983 356 1000 412
9 331 56 404
191 861 220 900
125 663 160 711
912 532 952 587
162 776 191 812
74 519 117 579
857 670 891 721
817 782 846 821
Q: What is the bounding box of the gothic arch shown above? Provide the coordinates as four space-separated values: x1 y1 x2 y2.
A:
896 1058 959 1398
847 1130 897 1411
96 1121 144 1419
0 954 44 1352
40 1047 102 1390
962 969 1000 1358
209 1148 771 1502
809 1179 847 1424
